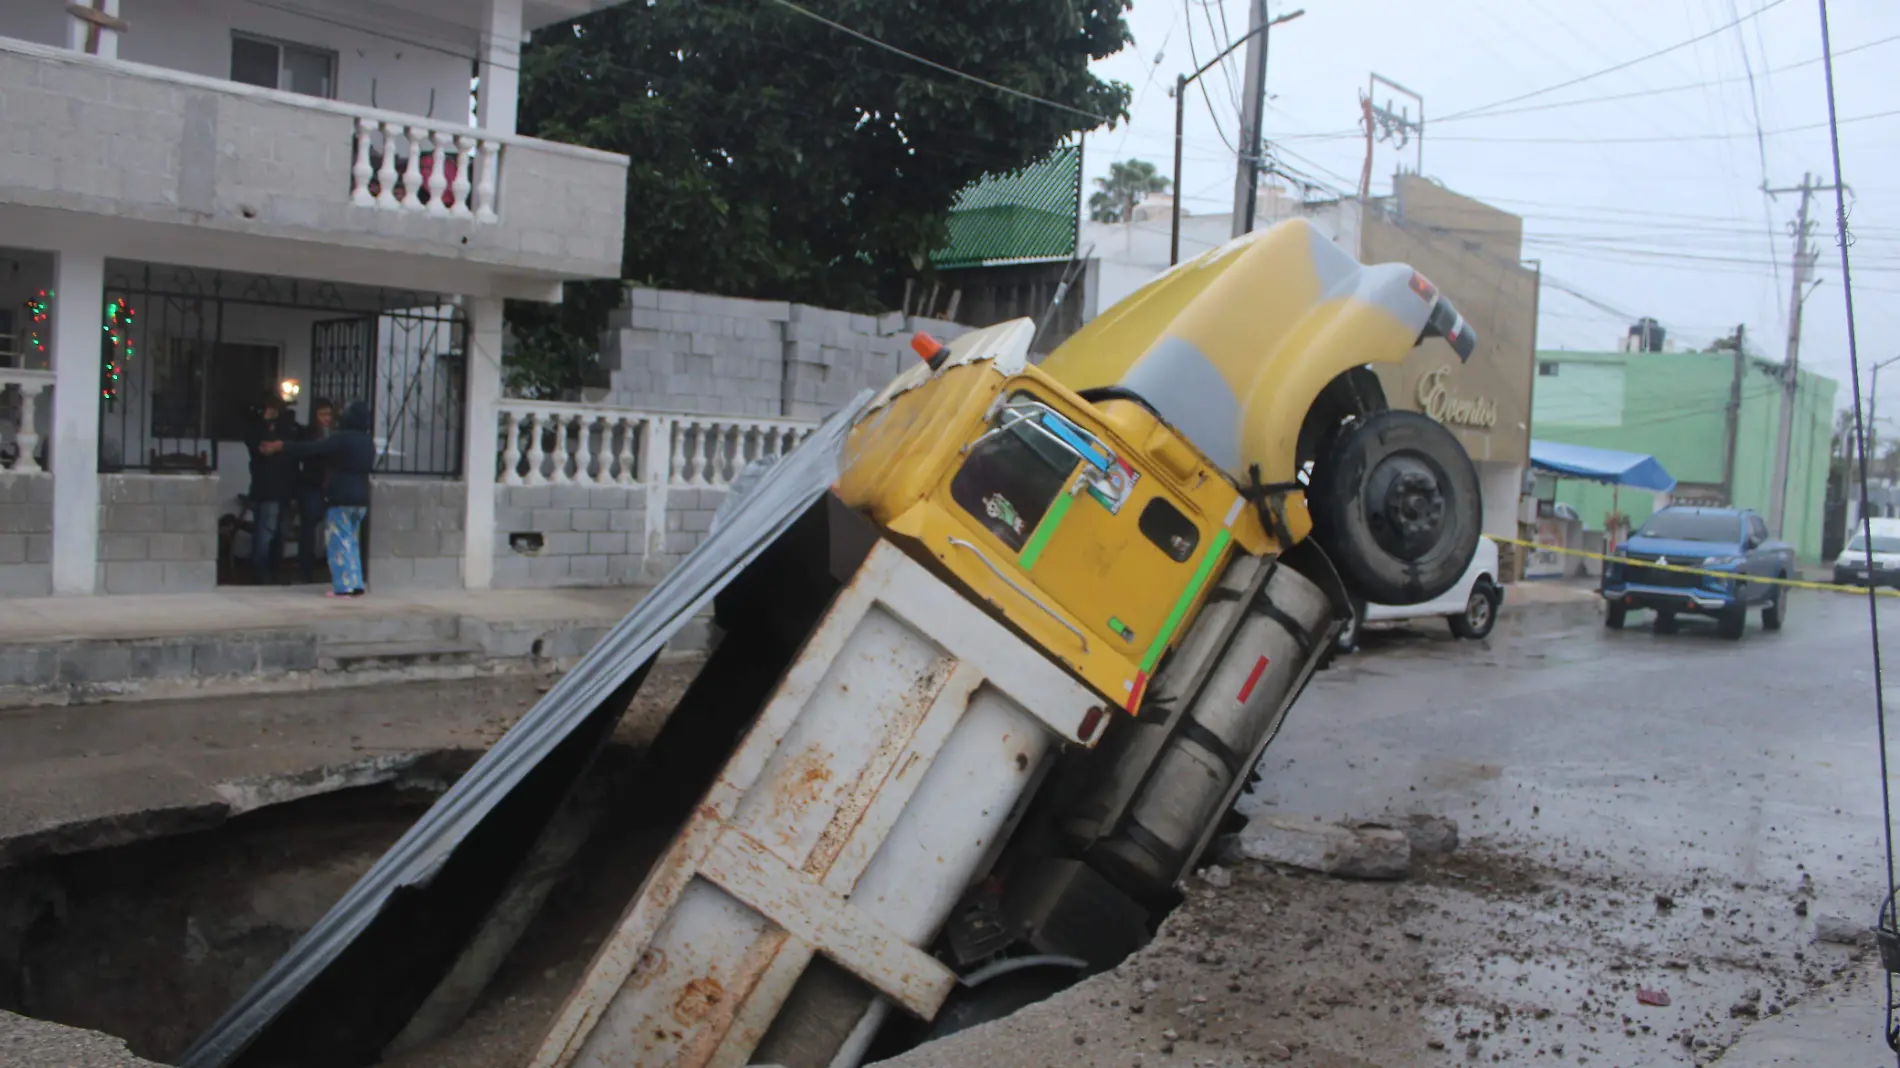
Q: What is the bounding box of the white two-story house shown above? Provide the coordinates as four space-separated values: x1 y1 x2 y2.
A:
0 0 630 596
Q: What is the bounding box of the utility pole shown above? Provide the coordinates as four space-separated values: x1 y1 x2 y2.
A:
1229 5 1304 238
1230 0 1268 238
1719 324 1745 506
1763 172 1843 537
1171 8 1302 263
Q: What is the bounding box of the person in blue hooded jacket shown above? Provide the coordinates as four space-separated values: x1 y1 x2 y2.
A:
264 400 375 597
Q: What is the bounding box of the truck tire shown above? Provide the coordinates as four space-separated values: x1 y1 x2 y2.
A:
1717 604 1747 640
1763 581 1787 630
1447 579 1499 639
1309 410 1481 607
1654 609 1677 635
1605 603 1626 629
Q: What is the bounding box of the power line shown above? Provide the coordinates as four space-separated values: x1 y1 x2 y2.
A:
1423 107 1900 144
1438 0 1791 121
764 0 1115 124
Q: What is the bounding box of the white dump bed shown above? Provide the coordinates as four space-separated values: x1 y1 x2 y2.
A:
531 539 1101 1068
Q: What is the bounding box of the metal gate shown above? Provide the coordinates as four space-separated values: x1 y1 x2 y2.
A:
311 309 466 477
310 316 375 416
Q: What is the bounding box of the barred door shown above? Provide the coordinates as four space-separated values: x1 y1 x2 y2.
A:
310 316 376 415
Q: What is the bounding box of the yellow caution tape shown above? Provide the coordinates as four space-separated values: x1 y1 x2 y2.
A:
1490 535 1900 598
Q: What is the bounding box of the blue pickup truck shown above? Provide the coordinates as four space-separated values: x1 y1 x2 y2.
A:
1601 505 1796 639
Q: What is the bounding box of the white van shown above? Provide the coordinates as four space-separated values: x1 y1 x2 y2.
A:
1335 536 1502 652
1834 517 1900 588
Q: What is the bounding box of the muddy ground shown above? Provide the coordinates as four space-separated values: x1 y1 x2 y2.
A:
883 845 1865 1068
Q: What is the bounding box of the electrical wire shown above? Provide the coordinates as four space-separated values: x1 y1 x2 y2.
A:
1420 107 1900 144
1813 1 1898 1052
763 0 1115 124
1439 0 1791 121
1724 0 1787 327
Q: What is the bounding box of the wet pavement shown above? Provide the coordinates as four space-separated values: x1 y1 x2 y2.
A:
1248 591 1891 925
890 589 1900 1067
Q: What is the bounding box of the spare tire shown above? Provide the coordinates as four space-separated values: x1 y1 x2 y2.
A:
1308 409 1480 606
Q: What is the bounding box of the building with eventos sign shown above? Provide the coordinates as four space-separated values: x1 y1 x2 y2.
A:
1074 175 1539 561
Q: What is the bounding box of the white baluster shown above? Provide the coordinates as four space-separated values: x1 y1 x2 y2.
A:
739 426 758 467
11 382 45 474
614 418 637 485
671 421 689 485
695 423 718 486
400 126 427 212
499 409 522 485
351 118 377 207
523 412 547 485
476 138 501 223
760 426 780 461
452 135 477 221
573 415 597 485
547 413 572 484
722 425 743 484
426 130 452 217
372 122 402 209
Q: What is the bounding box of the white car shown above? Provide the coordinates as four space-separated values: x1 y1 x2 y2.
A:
1834 517 1900 588
1335 536 1503 652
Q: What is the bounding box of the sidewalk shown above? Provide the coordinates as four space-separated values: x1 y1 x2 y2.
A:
0 585 689 707
1712 959 1895 1066
1501 577 1602 609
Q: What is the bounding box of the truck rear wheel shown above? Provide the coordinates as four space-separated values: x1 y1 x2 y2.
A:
1309 410 1481 606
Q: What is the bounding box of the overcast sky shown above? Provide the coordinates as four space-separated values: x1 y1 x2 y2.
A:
1082 0 1900 407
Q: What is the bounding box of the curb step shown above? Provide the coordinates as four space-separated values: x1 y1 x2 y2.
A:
318 639 486 671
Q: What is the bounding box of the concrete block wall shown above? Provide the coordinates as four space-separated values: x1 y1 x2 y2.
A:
95 475 219 594
490 482 721 589
364 478 467 590
602 288 971 420
0 474 53 597
0 37 628 282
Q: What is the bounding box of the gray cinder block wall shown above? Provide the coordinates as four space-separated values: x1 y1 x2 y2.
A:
95 474 219 594
364 478 467 590
600 287 969 421
0 473 53 597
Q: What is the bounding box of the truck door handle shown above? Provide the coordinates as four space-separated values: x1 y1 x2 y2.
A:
947 537 1090 653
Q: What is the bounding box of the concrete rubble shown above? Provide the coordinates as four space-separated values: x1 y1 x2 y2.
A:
1238 812 1412 880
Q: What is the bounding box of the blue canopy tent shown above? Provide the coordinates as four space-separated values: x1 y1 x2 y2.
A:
1528 440 1677 494
1527 441 1677 575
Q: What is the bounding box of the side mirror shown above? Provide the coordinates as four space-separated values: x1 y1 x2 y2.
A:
1745 533 1762 550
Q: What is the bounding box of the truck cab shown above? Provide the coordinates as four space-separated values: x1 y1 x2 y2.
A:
1602 506 1794 639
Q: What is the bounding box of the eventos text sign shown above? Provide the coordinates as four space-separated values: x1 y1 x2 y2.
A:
1416 367 1498 430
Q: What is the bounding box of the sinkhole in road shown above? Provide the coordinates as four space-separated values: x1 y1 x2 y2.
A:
0 749 684 1068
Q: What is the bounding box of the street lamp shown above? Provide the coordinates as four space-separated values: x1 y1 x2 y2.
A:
1171 8 1305 266
1862 353 1900 474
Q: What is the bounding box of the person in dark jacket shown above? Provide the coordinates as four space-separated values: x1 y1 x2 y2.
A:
266 400 375 597
243 400 301 585
295 398 336 584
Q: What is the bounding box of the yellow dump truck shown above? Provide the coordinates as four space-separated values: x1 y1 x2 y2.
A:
181 218 1483 1068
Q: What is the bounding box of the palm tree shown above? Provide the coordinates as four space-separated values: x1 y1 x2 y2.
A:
1088 159 1170 224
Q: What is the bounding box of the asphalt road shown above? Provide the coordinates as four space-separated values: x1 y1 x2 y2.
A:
1245 590 1894 921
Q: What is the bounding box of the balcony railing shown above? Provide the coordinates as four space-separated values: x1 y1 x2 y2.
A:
351 119 502 223
0 37 629 282
0 368 53 474
496 401 817 488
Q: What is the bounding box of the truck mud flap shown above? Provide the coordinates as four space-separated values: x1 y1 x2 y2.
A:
529 540 1099 1068
178 393 875 1068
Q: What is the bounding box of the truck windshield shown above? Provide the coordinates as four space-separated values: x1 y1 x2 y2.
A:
1635 512 1740 542
951 419 1079 552
1847 533 1900 553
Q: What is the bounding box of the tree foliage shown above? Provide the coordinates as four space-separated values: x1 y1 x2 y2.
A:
1087 158 1169 223
518 0 1133 315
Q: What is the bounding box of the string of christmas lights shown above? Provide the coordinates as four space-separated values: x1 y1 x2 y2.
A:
102 296 134 404
22 289 49 362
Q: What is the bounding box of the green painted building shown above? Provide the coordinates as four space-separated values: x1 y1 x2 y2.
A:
1531 348 1837 560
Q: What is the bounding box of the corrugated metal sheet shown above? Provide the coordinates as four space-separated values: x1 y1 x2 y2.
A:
177 392 874 1068
931 146 1080 271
